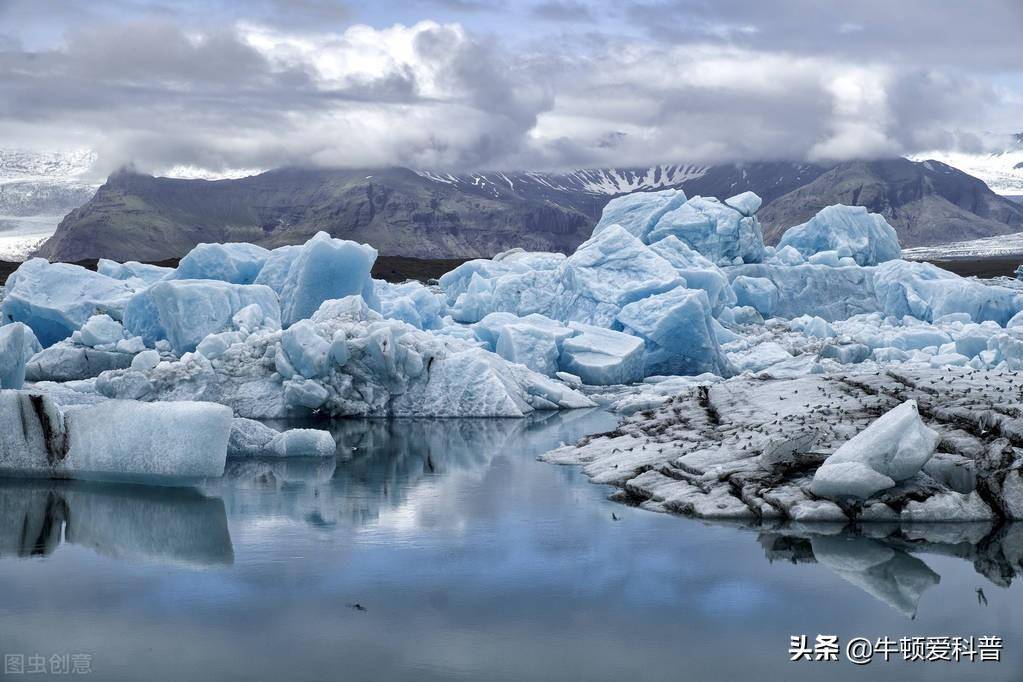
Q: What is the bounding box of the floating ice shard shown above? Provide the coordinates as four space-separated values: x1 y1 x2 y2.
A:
812 400 940 500
1 259 139 346
0 390 232 483
778 205 900 266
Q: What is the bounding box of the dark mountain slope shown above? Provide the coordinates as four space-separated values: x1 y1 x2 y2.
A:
759 158 1023 246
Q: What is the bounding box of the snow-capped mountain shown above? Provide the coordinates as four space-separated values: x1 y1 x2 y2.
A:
909 133 1023 196
0 149 100 261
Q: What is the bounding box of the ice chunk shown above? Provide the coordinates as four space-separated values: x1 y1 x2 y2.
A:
76 314 125 348
616 287 728 376
812 400 939 499
723 191 762 216
131 349 161 371
559 323 645 385
97 259 173 284
725 263 878 322
731 276 779 317
123 279 281 353
0 391 231 483
25 344 134 382
227 418 279 457
811 461 896 500
558 225 682 327
496 323 561 376
255 232 378 326
1 259 139 346
281 319 331 378
778 205 900 266
874 259 1023 324
648 236 736 313
590 188 689 241
169 242 270 284
646 196 765 265
376 280 447 330
0 323 41 389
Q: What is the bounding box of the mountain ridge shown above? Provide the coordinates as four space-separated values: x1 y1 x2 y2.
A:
35 157 1023 262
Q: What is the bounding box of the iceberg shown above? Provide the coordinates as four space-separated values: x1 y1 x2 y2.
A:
557 225 683 326
616 287 728 376
254 232 378 326
874 259 1023 325
97 259 174 284
228 420 335 458
376 280 447 330
25 344 135 382
99 296 594 418
812 400 940 500
495 322 561 376
590 188 689 241
777 205 900 266
0 323 41 389
731 276 779 317
1 259 139 346
123 279 281 353
169 242 270 284
648 236 736 313
0 390 232 483
646 195 765 265
559 323 645 385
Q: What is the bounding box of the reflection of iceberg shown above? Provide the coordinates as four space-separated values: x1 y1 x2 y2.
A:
0 480 233 566
757 522 1023 617
215 409 615 529
810 535 940 618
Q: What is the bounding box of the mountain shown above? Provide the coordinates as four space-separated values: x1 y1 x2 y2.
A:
758 158 1023 246
0 149 99 260
908 133 1023 196
36 157 1023 262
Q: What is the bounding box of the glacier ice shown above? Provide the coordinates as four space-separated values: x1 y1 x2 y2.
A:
777 205 900 266
99 296 594 417
97 259 174 284
495 322 561 376
123 279 281 353
170 242 270 284
812 400 940 500
0 322 41 389
25 344 134 382
76 314 126 348
730 276 779 317
590 188 689 242
616 287 728 376
0 390 232 483
646 195 765 265
1 259 139 346
559 323 645 385
254 232 378 326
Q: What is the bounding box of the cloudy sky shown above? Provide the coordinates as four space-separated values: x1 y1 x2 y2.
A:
1 0 1020 176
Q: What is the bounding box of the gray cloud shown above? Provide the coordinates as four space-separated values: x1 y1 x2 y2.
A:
0 0 1019 174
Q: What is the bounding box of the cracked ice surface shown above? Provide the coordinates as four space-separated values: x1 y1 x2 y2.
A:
543 366 1023 522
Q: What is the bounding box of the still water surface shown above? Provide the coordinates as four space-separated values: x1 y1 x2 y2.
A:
0 408 1020 680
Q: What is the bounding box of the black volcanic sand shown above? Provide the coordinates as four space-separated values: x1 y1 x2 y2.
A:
1 255 473 287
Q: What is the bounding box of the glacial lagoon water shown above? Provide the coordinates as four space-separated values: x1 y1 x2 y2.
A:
1 408 1022 681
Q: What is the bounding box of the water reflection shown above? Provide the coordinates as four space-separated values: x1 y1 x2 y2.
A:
0 480 233 566
758 521 1023 616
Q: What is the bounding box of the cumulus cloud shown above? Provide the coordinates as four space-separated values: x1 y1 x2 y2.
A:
0 0 1018 174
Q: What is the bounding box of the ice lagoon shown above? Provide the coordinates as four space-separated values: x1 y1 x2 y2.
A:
0 410 1021 681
